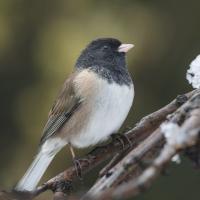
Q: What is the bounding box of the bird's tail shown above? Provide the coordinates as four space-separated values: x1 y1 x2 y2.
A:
15 150 56 192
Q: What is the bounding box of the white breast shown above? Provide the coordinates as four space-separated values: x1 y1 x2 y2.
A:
70 76 134 148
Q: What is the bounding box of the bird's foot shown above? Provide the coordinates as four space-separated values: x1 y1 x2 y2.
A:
111 133 133 150
73 158 90 179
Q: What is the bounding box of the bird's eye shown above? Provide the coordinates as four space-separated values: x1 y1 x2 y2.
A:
103 45 109 50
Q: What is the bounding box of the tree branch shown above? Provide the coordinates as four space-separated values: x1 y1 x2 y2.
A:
84 90 200 200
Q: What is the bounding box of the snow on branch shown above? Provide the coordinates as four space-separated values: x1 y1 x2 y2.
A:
187 55 200 89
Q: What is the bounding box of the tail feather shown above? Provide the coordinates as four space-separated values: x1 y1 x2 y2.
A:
15 151 55 191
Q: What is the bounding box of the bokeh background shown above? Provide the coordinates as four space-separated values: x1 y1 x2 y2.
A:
0 0 199 199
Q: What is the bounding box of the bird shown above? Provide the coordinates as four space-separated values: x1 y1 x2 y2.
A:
15 38 134 192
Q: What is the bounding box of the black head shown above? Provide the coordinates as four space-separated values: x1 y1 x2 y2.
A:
75 38 133 71
75 38 134 85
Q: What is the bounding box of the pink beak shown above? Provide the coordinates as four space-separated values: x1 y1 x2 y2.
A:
118 43 134 53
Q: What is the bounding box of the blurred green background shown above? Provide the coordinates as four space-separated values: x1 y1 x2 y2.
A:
0 0 199 199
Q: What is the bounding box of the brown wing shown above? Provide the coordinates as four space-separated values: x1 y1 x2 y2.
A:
40 73 82 144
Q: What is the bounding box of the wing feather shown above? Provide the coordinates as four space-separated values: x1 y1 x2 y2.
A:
40 73 82 144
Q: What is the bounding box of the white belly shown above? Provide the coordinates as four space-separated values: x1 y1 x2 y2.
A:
70 79 134 148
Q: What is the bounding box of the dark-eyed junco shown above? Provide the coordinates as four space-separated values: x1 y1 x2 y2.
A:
15 38 134 191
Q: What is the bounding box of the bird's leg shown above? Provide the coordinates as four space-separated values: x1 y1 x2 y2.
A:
68 144 90 179
69 144 76 159
69 144 82 178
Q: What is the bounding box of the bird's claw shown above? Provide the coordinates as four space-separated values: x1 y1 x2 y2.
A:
111 133 133 150
73 158 90 179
